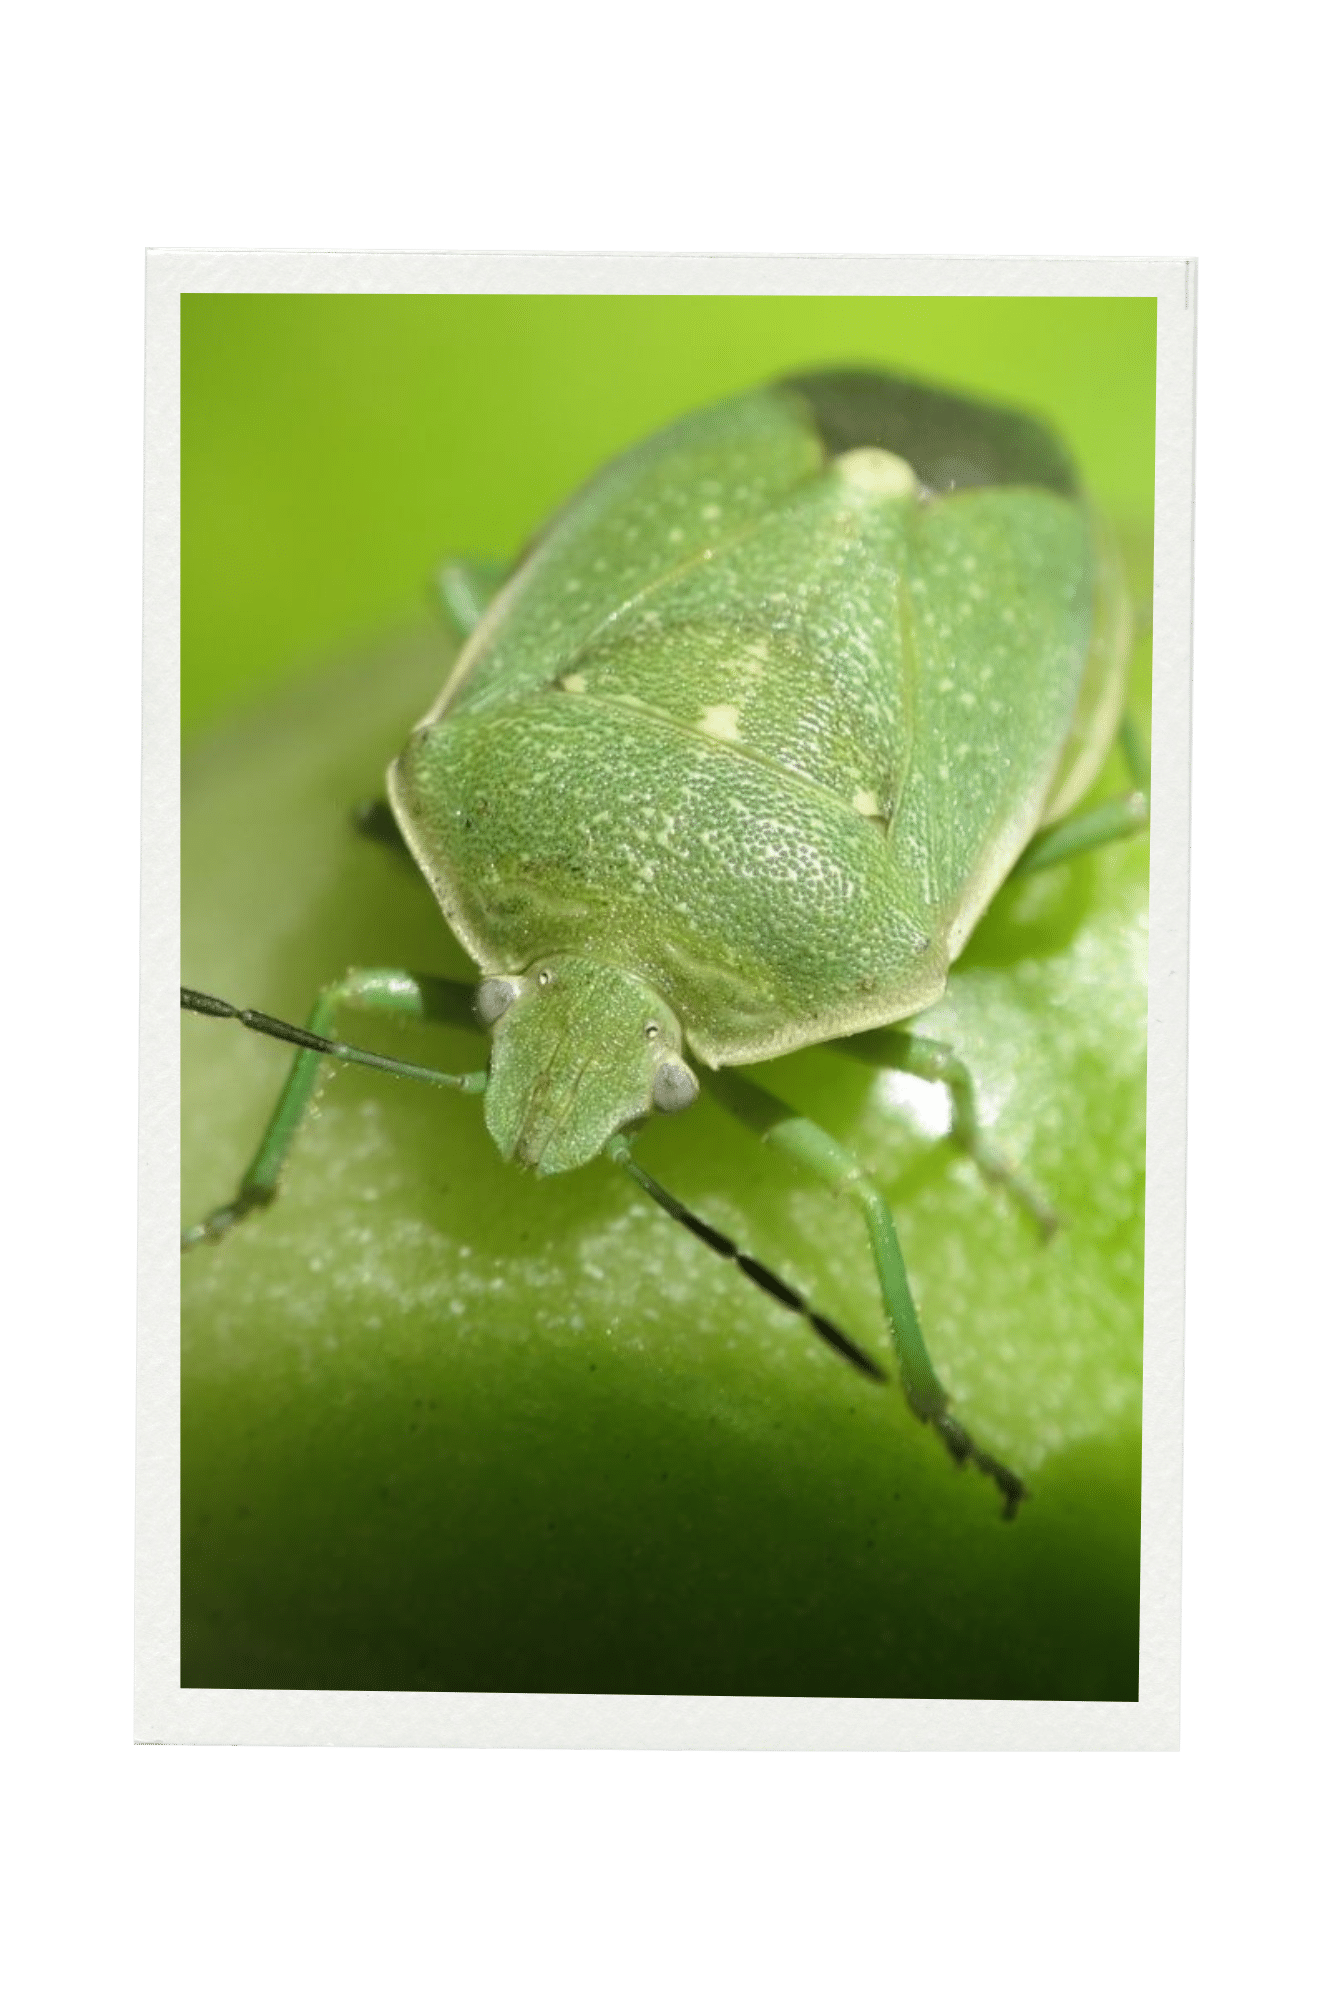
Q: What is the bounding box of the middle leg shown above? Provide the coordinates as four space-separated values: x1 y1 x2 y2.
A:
834 1027 1059 1240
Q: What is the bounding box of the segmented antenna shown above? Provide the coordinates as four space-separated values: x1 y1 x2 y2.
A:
180 988 486 1093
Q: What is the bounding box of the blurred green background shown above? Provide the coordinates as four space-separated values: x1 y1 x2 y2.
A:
182 294 1155 735
181 292 1155 1701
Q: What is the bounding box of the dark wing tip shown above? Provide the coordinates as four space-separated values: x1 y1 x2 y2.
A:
780 367 1080 499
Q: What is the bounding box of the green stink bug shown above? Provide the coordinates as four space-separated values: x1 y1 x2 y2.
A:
182 368 1147 1517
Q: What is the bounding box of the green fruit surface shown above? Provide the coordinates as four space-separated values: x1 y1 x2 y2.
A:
182 596 1148 1699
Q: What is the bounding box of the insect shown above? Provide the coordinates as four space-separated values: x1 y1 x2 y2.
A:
182 368 1148 1516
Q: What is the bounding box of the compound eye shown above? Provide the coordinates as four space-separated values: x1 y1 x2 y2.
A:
475 976 522 1027
652 1059 699 1114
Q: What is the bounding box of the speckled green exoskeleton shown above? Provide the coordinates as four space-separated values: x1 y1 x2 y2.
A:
182 369 1148 1514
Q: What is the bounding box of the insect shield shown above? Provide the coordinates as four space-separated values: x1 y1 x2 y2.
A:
182 369 1144 1517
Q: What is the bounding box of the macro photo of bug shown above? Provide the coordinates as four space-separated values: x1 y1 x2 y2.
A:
181 297 1154 1701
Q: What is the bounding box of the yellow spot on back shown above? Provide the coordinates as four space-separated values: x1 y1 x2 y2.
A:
835 447 918 500
559 672 587 693
853 788 880 817
699 703 742 742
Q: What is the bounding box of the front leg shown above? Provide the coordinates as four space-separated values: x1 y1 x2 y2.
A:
436 555 511 638
181 970 485 1248
702 1068 1026 1516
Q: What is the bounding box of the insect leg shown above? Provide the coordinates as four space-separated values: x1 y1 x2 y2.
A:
435 556 510 638
1118 712 1150 792
603 1135 886 1383
351 797 413 859
701 1070 1026 1517
181 970 486 1250
1012 716 1151 877
834 1028 1059 1240
356 558 515 858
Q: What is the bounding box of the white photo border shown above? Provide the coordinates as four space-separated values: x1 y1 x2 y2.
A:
140 252 1194 1751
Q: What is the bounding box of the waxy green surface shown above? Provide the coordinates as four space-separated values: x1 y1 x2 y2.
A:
182 593 1149 1700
